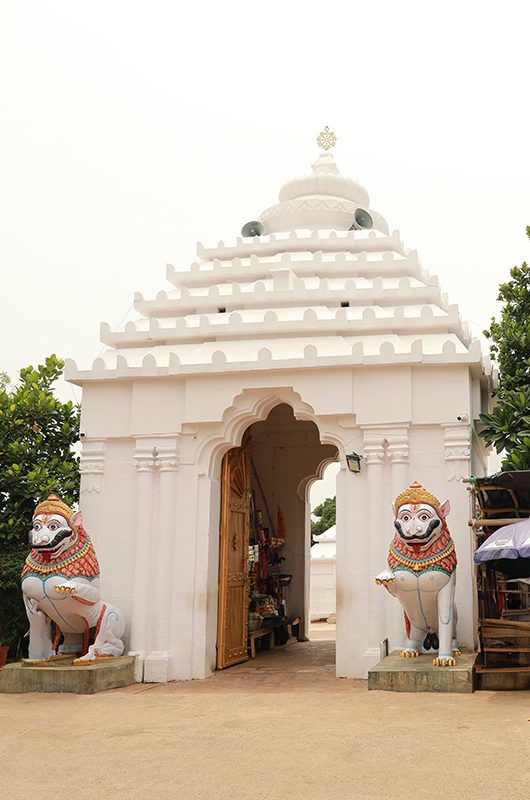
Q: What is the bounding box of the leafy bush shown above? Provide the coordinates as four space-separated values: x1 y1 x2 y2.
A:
480 228 530 469
311 496 336 543
484 229 530 394
0 356 80 655
479 386 530 471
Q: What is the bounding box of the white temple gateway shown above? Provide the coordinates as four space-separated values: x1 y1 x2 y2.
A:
66 130 492 682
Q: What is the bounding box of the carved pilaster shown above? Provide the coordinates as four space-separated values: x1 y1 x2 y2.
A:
362 431 386 466
134 455 157 473
134 443 180 682
79 440 106 494
157 450 179 473
129 446 158 670
386 429 409 465
442 424 471 482
361 429 386 654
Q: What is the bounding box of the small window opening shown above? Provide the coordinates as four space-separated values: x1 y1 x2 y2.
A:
341 301 350 308
218 307 227 313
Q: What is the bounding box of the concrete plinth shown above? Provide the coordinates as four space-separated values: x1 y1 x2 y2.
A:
368 650 477 693
0 656 136 694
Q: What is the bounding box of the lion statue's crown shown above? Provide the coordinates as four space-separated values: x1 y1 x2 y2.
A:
33 494 75 526
394 481 440 512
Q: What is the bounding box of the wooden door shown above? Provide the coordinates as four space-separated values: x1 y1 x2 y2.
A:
217 446 250 669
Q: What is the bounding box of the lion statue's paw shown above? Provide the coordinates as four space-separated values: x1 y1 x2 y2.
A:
55 583 76 595
400 649 420 658
432 655 456 667
375 569 395 585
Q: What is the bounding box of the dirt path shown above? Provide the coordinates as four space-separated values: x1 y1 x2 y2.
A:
1 639 529 800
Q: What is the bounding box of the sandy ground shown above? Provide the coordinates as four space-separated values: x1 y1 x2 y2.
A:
1 626 529 800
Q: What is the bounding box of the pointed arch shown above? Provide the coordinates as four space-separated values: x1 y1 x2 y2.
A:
188 386 352 479
297 455 341 502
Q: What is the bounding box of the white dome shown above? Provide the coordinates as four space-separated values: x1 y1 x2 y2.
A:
259 151 387 234
279 153 369 207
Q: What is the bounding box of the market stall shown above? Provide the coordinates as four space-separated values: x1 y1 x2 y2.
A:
247 478 299 656
468 472 530 679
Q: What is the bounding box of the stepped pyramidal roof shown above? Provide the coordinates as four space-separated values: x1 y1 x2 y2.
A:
66 130 491 383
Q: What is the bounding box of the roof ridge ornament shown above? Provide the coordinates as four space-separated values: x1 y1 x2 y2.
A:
316 126 337 151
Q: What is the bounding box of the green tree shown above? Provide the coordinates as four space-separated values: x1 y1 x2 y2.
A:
0 355 80 655
480 228 530 470
479 385 530 470
311 496 336 543
483 227 530 394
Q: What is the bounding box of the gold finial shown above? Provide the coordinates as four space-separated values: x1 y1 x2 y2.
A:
316 126 337 151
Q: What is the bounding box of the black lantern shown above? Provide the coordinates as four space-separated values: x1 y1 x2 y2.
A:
346 452 363 473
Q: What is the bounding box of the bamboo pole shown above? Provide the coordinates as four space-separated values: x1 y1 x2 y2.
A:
469 517 530 527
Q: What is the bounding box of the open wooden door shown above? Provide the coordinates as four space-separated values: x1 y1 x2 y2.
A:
217 446 250 669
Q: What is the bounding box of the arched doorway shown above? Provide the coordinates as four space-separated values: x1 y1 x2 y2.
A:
216 404 337 669
309 460 340 626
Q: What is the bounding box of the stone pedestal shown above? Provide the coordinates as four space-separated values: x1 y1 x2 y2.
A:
368 650 477 693
0 656 136 694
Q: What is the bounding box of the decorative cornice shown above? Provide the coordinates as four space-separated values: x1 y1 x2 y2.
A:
134 276 442 319
100 302 464 350
195 227 406 263
66 337 487 386
258 198 389 236
260 198 364 220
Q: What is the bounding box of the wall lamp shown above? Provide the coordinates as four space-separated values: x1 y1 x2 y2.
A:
346 453 363 473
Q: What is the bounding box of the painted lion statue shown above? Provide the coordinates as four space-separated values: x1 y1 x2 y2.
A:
375 481 460 667
21 494 125 664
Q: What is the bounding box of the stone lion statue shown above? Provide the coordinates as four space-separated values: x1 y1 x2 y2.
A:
21 494 125 664
375 481 460 667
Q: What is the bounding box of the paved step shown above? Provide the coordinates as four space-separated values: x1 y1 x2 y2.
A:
0 656 136 694
368 650 477 693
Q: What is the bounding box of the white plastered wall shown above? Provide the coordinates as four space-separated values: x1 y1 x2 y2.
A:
310 560 336 621
78 361 482 681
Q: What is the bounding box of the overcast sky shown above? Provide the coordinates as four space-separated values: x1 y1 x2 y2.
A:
2 0 529 414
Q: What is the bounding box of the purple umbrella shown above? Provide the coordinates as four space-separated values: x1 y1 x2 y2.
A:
474 518 530 563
